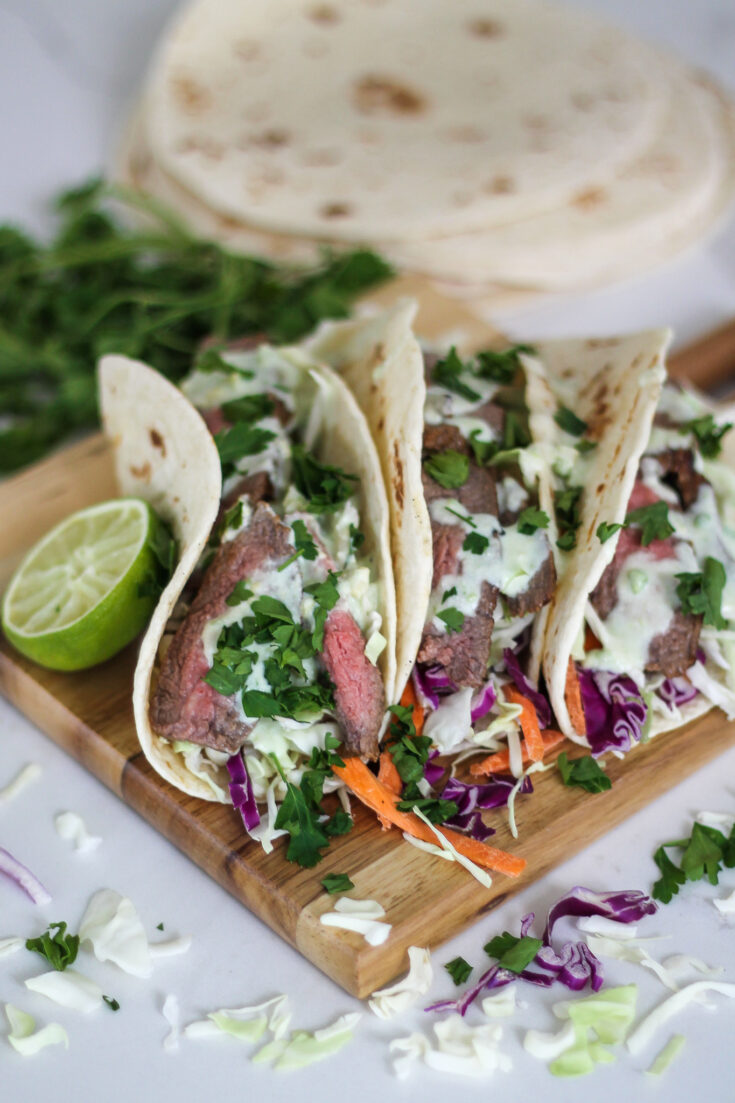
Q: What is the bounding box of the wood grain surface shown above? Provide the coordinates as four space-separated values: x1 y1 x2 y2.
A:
2 312 735 998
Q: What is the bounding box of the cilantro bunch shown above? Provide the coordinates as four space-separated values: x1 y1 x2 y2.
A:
0 179 391 472
272 736 353 867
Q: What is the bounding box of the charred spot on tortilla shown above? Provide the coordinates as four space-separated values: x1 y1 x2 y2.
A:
320 202 352 219
392 441 405 509
572 187 607 211
352 75 427 117
170 74 211 114
130 462 152 481
485 175 515 195
149 428 166 455
467 17 504 38
250 128 291 148
307 3 339 23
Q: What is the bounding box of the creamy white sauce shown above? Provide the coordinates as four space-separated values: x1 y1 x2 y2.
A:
497 476 528 517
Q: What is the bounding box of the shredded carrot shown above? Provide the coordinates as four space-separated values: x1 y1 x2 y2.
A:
564 658 587 736
332 758 526 877
399 680 425 736
376 749 402 829
469 729 566 778
584 625 601 652
503 686 545 762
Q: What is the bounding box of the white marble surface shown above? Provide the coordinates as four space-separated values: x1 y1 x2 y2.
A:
2 2 735 1100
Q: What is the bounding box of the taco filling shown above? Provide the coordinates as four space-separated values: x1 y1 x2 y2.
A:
412 345 556 752
560 380 735 754
149 342 390 813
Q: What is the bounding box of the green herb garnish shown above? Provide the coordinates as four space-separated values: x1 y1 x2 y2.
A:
25 922 79 972
557 752 611 794
625 501 674 546
431 347 481 402
444 956 473 986
272 737 350 868
517 506 549 535
681 414 733 459
423 450 470 489
278 519 319 571
438 607 465 633
475 344 535 384
675 556 728 628
463 531 490 555
597 521 624 544
653 818 735 903
554 482 583 551
484 931 542 974
554 406 588 437
103 996 120 1011
321 873 354 895
291 445 358 514
0 180 390 473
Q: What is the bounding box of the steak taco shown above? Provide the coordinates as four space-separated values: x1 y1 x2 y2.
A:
310 303 559 771
99 335 397 851
525 335 735 753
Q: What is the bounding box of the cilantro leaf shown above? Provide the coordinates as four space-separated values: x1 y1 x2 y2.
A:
226 580 254 607
557 752 612 794
431 347 481 402
221 393 275 423
625 501 674 546
423 449 470 489
517 507 549 535
291 444 358 514
445 956 473 986
438 607 465 633
463 531 490 555
652 846 687 903
554 482 583 551
215 422 276 465
575 439 597 454
103 995 120 1011
349 524 365 552
321 873 354 894
475 344 535 384
484 931 542 973
679 822 727 885
597 521 624 544
675 557 728 629
554 406 588 437
681 413 733 459
468 430 498 465
203 661 246 696
445 505 476 527
324 809 353 836
278 519 319 572
396 794 459 824
25 922 80 972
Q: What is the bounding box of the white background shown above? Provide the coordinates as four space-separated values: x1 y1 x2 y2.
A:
1 1 735 1100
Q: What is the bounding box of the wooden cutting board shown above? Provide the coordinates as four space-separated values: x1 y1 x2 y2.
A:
2 297 735 999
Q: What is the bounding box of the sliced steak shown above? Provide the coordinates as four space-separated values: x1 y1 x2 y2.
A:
646 611 703 678
321 608 385 760
201 406 228 436
417 582 498 689
473 399 506 438
150 503 293 753
220 471 273 513
431 522 465 589
655 448 705 510
503 551 556 618
423 423 470 456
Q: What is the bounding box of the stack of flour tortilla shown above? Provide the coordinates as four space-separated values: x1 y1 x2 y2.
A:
118 0 735 293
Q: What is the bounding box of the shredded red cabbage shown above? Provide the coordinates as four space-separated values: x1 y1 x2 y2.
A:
226 754 261 832
0 846 51 905
442 774 533 812
657 675 698 708
423 750 445 788
427 886 656 1014
412 666 456 710
470 681 496 722
577 669 648 756
502 648 551 728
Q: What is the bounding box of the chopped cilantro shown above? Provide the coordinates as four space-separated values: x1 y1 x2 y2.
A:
226 580 254 607
431 347 481 402
625 501 674 546
575 439 597 454
681 413 733 459
321 873 354 895
652 818 735 903
502 410 531 450
554 482 583 551
597 521 624 544
442 585 458 600
215 422 276 466
445 956 473 986
516 506 549 535
438 607 465 633
463 531 490 555
396 794 459 824
103 995 120 1011
468 430 498 466
387 705 432 784
291 444 358 514
25 922 79 972
675 557 727 628
221 393 275 423
156 923 164 931
445 505 476 527
324 809 353 836
557 752 611 794
423 449 470 489
271 743 349 868
475 344 535 384
215 500 243 542
278 519 319 571
554 406 588 437
484 931 542 973
349 524 365 552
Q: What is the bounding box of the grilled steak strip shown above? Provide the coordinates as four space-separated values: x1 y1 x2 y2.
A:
321 608 385 760
504 554 557 618
417 582 498 689
151 503 293 753
655 448 705 510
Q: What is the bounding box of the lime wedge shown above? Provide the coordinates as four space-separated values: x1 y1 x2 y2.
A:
2 499 171 671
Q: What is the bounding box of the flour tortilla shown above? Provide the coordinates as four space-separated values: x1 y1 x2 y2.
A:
99 347 398 802
143 0 668 242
